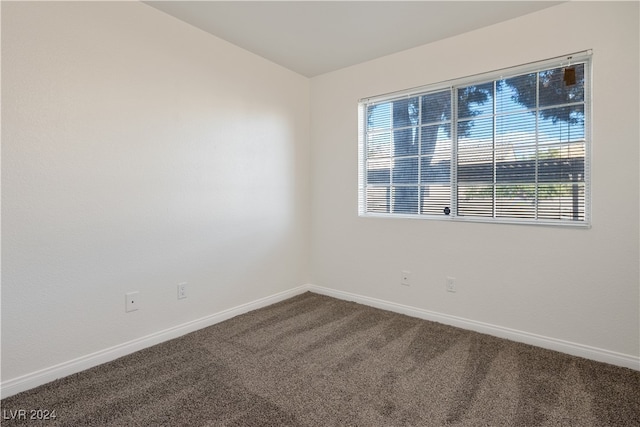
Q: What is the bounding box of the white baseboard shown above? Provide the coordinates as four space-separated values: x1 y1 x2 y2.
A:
308 285 640 371
3 283 638 399
0 285 309 399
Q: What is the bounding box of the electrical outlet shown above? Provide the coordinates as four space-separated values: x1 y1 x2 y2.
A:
125 291 139 312
401 270 411 286
446 277 456 293
177 282 187 299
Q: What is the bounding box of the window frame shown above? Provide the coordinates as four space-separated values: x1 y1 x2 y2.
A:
358 51 592 227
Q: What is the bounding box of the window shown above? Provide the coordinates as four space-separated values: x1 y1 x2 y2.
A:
358 51 591 226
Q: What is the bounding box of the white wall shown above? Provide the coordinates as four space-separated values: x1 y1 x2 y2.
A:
310 2 639 360
2 2 310 383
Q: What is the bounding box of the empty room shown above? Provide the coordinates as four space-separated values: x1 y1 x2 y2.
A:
2 1 639 425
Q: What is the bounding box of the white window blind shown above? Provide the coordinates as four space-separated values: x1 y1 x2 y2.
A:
358 51 591 226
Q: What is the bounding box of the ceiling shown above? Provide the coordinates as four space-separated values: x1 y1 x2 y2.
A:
145 1 563 77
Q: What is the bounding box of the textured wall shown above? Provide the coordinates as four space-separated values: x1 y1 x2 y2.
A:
2 2 310 381
310 1 639 358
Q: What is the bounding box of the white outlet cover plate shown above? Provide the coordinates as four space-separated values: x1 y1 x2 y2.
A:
178 283 187 299
125 291 139 312
401 271 411 286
